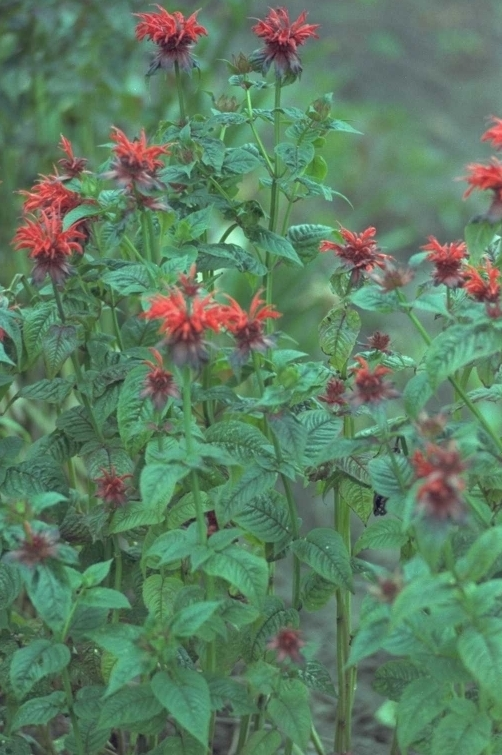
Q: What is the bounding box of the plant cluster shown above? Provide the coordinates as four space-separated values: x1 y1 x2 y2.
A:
1 6 502 755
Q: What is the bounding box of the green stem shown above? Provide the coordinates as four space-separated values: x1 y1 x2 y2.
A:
218 222 239 244
140 208 152 264
182 369 206 545
269 79 282 234
398 292 502 454
245 88 275 174
112 535 123 624
174 60 186 122
311 723 327 755
236 714 251 752
62 668 85 755
109 291 124 351
389 727 401 755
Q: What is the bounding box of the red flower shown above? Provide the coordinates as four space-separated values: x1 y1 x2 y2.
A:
12 212 86 284
135 6 207 74
365 331 391 352
6 524 60 568
102 127 170 192
320 226 391 285
349 356 399 405
57 135 88 178
141 348 179 410
250 7 319 78
222 292 281 364
318 376 347 407
144 273 227 368
461 159 502 200
421 236 468 288
481 116 502 151
19 175 83 218
463 260 501 306
267 627 305 664
411 442 466 520
95 467 132 508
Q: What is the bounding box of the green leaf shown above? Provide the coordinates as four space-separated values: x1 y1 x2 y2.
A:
319 307 361 370
151 669 211 746
80 587 131 610
340 477 373 524
241 730 283 755
296 661 336 697
65 720 112 754
275 142 315 175
202 546 268 606
301 571 337 610
175 207 213 241
268 412 306 466
3 457 69 498
140 463 181 515
169 601 222 638
234 490 293 543
42 324 80 379
373 660 423 701
457 623 502 699
217 467 278 524
108 501 165 534
147 525 197 567
431 699 491 755
11 691 66 729
0 309 22 367
196 243 267 276
117 365 153 455
465 219 498 264
403 371 433 418
397 677 447 751
291 528 352 590
456 526 502 582
25 564 73 633
142 574 183 620
22 301 58 363
98 683 163 729
166 491 212 529
368 454 414 498
205 421 275 467
251 598 299 660
221 144 262 175
62 203 103 231
267 679 311 750
82 559 113 587
10 640 71 699
350 286 400 313
102 263 151 295
0 563 22 610
354 519 408 554
20 377 74 404
426 323 502 389
247 226 302 266
298 410 343 465
391 573 456 627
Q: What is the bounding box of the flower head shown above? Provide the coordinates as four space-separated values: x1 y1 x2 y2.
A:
102 127 170 192
95 467 132 508
368 572 403 604
57 135 88 178
461 159 502 201
135 6 207 74
5 524 60 568
463 260 501 316
320 226 391 285
12 212 86 284
481 116 502 151
250 7 319 79
267 627 305 664
222 292 280 364
318 376 347 408
141 348 179 410
421 235 468 288
144 273 226 368
349 356 399 405
368 261 414 291
411 442 467 520
365 331 391 352
19 175 83 218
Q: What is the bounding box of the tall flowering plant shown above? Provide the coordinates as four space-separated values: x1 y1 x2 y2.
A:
1 6 502 755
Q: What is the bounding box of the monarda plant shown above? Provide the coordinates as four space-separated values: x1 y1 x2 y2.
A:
1 6 502 755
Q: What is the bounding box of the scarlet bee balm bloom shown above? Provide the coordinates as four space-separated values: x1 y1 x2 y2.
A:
320 226 391 285
222 292 281 364
463 260 501 312
135 6 207 74
103 127 170 192
141 348 179 410
250 7 319 79
421 235 468 288
481 116 502 151
349 356 399 405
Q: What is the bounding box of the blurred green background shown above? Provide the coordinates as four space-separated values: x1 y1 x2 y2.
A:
2 0 501 350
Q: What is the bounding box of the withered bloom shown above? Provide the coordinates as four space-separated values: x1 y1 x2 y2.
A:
267 627 305 664
141 348 179 410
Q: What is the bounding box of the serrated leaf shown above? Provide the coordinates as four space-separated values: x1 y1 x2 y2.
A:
268 412 306 466
267 679 311 750
62 203 102 231
217 467 278 524
221 144 262 174
102 263 151 295
142 574 183 620
80 586 131 610
354 519 408 554
457 623 502 698
465 219 498 264
108 501 165 533
151 669 211 746
397 677 447 751
431 699 491 755
196 242 267 276
205 421 275 466
22 302 58 362
166 491 212 529
42 324 80 379
20 377 74 403
403 371 433 418
10 640 71 699
319 307 361 370
234 490 293 543
298 410 343 465
241 729 282 755
25 564 73 634
247 226 302 265
391 573 456 626
146 526 197 566
140 463 181 515
456 526 502 582
275 142 315 174
0 563 22 610
117 364 153 455
301 570 337 610
98 683 163 729
373 660 423 701
368 454 413 498
170 601 221 638
340 477 373 524
291 528 352 590
426 323 502 389
350 286 400 313
297 661 336 697
202 546 268 606
11 691 66 730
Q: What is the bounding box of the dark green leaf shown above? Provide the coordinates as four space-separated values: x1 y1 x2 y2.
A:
354 519 408 554
20 377 74 403
202 546 268 606
319 307 361 370
267 679 311 750
431 698 491 755
397 677 447 751
291 528 352 590
426 323 502 389
217 467 278 524
151 669 211 746
10 640 71 699
247 226 302 265
11 691 66 729
234 490 293 543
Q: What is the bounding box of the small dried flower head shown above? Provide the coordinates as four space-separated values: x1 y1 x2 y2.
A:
365 331 391 353
463 260 501 316
414 412 448 440
412 442 467 481
320 226 392 285
411 441 467 520
144 273 227 368
250 7 320 79
481 116 502 151
213 94 239 113
229 52 254 75
368 572 403 603
416 476 465 521
318 376 347 407
57 135 88 178
267 627 305 664
141 348 179 411
206 510 219 537
349 356 399 405
12 212 86 284
177 265 203 297
461 159 502 201
6 523 60 568
134 6 207 74
102 127 170 192
222 292 281 365
95 467 132 508
369 261 414 291
421 235 468 288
